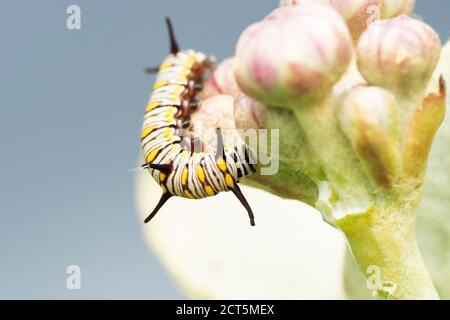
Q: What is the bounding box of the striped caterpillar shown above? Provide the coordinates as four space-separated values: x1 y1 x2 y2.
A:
141 18 257 226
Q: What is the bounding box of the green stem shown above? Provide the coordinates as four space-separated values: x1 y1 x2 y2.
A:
291 99 438 300
336 203 439 300
293 101 371 210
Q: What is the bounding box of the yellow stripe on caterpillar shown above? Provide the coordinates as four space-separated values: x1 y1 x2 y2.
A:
170 144 181 154
153 81 169 90
204 185 215 196
162 108 177 117
146 148 160 163
216 158 227 172
184 189 194 199
196 165 205 182
159 63 172 70
180 151 189 159
185 57 196 68
225 174 234 187
170 96 180 104
141 126 154 139
164 128 173 139
181 167 188 185
146 102 161 112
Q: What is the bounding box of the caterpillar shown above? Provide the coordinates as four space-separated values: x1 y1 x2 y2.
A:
141 18 257 226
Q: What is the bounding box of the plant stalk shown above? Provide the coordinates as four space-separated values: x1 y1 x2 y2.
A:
336 202 439 300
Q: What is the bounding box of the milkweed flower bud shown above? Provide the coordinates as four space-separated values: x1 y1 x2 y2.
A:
190 94 239 153
338 85 401 187
381 0 415 19
279 0 416 41
339 86 399 136
235 4 352 107
201 58 243 99
357 15 441 95
332 0 384 41
233 94 267 131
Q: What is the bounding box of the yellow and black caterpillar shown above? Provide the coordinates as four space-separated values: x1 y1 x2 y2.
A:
141 18 256 226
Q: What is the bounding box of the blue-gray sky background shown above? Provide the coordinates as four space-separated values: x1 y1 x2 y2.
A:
0 0 449 299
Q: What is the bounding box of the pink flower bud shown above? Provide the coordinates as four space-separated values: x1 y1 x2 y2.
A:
190 95 239 153
356 15 441 94
201 58 242 99
338 85 401 187
339 85 399 138
233 94 267 131
328 0 385 42
279 0 416 41
235 4 352 107
279 0 301 5
381 0 415 19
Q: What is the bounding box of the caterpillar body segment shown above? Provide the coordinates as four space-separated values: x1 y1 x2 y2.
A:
141 18 256 226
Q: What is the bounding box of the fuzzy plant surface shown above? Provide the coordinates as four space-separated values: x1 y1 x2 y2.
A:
344 39 450 300
197 0 447 300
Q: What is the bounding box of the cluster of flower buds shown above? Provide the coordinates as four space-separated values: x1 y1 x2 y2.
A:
231 1 443 201
200 0 445 213
201 0 446 299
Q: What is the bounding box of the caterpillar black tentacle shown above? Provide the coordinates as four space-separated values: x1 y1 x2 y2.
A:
215 128 225 161
141 17 257 226
144 66 161 74
230 184 255 227
141 163 172 174
165 16 180 55
144 192 172 223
